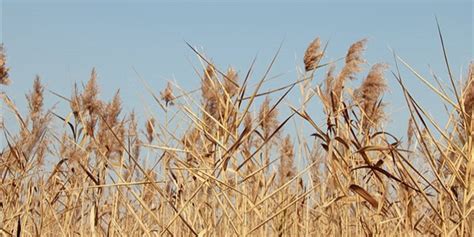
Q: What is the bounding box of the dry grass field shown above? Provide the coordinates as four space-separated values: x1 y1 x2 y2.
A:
0 28 473 236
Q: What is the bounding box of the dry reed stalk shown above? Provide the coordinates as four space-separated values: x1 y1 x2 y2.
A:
0 34 472 236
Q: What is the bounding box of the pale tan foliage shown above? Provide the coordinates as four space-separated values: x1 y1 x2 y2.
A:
0 37 472 237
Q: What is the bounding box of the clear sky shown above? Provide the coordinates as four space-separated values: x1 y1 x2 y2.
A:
1 0 472 137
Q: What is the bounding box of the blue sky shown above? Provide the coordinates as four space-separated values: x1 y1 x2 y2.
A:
1 0 472 137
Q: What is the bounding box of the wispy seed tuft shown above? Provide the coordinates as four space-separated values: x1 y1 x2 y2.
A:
463 63 474 117
160 81 175 106
0 44 11 85
146 117 155 143
355 63 388 129
303 37 323 72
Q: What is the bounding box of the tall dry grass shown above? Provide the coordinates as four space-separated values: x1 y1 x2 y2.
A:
0 27 472 237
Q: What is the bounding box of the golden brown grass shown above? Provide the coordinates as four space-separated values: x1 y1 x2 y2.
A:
0 31 473 236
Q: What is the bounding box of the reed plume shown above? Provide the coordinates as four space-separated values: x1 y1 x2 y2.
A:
407 117 415 149
278 135 295 186
332 39 368 106
129 111 141 159
27 76 45 119
160 81 175 106
224 67 239 97
145 117 155 143
304 37 323 72
320 63 336 111
0 44 10 85
258 96 279 139
463 62 474 118
70 83 81 119
355 63 388 129
1 33 471 236
82 68 101 115
201 63 220 126
97 91 124 158
340 39 368 81
202 63 217 101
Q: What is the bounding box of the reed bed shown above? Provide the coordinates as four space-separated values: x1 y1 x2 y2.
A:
0 27 472 236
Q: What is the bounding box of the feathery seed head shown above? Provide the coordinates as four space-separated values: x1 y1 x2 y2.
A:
339 39 368 81
27 76 44 117
202 63 217 101
356 63 388 129
258 96 279 138
407 117 415 148
82 68 101 115
146 117 155 143
304 37 323 72
160 81 175 106
224 67 239 97
0 44 11 85
463 63 474 117
278 135 295 185
104 90 122 126
70 83 81 118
